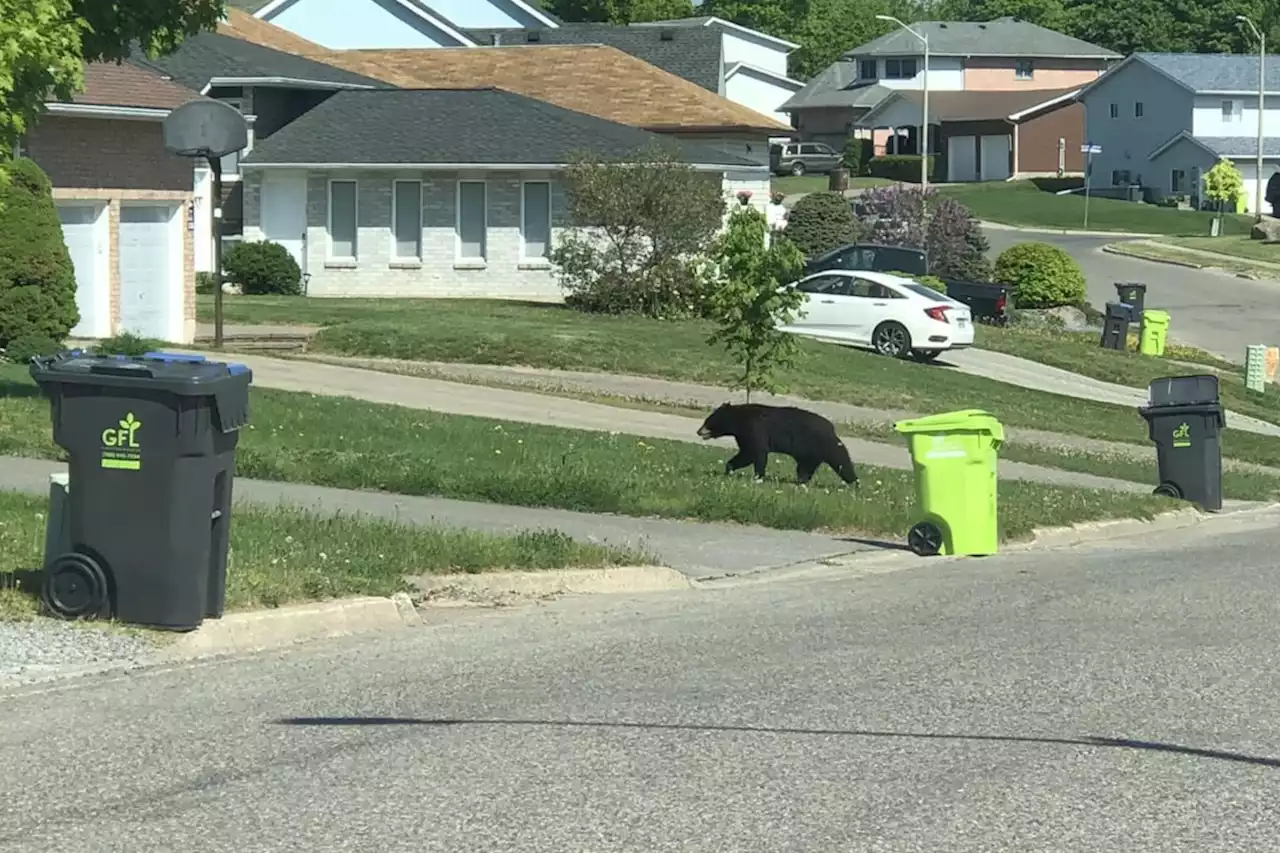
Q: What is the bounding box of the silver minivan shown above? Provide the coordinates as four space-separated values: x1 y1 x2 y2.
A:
770 141 843 176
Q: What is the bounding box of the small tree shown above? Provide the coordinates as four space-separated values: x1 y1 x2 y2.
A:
552 143 726 318
705 207 806 400
784 191 864 257
1204 157 1244 231
0 158 78 352
860 185 991 280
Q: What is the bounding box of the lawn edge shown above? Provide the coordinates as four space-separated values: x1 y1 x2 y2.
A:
1013 501 1278 550
1102 241 1276 280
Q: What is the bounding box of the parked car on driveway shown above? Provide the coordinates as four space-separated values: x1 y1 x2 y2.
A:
782 270 974 360
770 141 843 177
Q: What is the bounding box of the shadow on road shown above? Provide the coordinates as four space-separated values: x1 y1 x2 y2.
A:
275 716 1280 768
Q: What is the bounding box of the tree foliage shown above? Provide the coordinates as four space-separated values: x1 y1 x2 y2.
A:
0 158 77 352
552 143 726 318
1204 157 1244 221
784 191 864 257
0 0 223 148
706 207 807 400
542 0 696 23
859 185 991 280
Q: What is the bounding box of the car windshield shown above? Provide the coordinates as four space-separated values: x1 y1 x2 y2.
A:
901 283 951 302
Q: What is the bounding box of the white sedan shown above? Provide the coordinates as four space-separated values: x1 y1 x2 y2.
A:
781 269 974 361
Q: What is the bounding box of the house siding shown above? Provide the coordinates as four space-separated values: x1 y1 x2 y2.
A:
1191 93 1280 138
27 115 196 343
725 68 798 125
852 55 965 91
963 57 1109 91
1081 59 1194 188
267 0 467 48
721 30 789 79
1149 138 1218 207
1017 101 1085 174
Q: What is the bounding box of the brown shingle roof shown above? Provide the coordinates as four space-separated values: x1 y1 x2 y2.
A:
299 45 791 133
71 61 202 110
217 7 327 55
881 87 1080 123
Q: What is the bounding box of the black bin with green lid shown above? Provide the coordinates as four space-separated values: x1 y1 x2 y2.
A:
29 350 252 630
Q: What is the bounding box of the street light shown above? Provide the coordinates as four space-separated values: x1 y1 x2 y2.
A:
1237 14 1265 221
877 14 929 189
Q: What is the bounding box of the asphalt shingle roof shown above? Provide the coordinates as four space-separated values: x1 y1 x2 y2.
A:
242 87 760 166
780 60 892 111
462 23 723 91
1200 136 1280 157
863 86 1080 123
846 17 1118 59
1137 53 1280 93
132 31 388 91
69 61 205 110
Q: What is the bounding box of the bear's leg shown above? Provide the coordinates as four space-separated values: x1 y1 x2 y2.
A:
795 457 820 485
724 451 754 475
826 442 860 485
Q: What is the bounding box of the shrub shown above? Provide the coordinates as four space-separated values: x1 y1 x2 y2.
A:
3 333 62 363
867 155 937 183
222 240 302 296
0 158 78 350
553 143 725 318
860 185 991 280
885 271 946 293
95 331 159 356
196 271 218 294
784 191 864 257
993 242 1086 308
842 137 874 175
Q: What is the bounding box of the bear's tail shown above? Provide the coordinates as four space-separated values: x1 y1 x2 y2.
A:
830 442 859 485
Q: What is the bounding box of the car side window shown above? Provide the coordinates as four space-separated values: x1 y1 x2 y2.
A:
785 145 799 156
796 274 842 294
867 282 902 299
814 144 836 155
844 278 876 298
799 143 820 155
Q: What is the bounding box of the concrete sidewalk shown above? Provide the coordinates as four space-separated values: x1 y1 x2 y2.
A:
0 456 872 580
184 350 1149 493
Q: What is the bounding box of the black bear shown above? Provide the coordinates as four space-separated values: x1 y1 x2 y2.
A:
697 403 859 486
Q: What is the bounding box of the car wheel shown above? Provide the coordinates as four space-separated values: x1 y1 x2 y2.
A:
872 322 912 358
910 349 942 362
790 162 806 176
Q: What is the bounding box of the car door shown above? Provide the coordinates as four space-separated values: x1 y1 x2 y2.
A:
811 142 843 171
798 143 831 173
788 274 858 340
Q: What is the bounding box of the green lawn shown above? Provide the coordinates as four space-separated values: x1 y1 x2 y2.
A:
771 175 892 196
1168 235 1280 265
1 364 1175 541
196 296 1280 465
937 181 1255 236
0 490 648 621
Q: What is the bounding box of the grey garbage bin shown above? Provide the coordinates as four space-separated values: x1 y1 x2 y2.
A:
1100 302 1133 350
1138 374 1224 511
29 351 252 630
1115 282 1146 318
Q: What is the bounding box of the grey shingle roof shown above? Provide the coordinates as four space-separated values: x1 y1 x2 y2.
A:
1137 53 1280 94
846 17 1118 59
226 0 271 11
1200 136 1280 157
132 31 388 91
242 87 759 166
462 23 723 92
780 60 892 111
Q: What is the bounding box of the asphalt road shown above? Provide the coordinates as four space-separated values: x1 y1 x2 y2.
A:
5 510 1280 852
983 227 1279 360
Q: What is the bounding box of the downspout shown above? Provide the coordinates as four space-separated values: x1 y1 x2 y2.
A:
1010 119 1019 180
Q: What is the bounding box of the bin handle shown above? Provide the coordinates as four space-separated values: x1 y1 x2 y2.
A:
88 363 156 378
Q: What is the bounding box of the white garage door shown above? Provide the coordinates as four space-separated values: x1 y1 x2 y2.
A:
260 172 308 268
57 204 106 338
948 136 977 182
980 135 1011 181
118 205 175 340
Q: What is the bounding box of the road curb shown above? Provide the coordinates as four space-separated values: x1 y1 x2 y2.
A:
1017 502 1280 550
982 221 1162 238
1100 243 1208 269
412 565 692 604
156 594 423 661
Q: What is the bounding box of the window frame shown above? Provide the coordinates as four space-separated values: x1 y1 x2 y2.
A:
859 59 878 80
1014 59 1034 80
884 58 918 79
520 180 553 263
1222 98 1240 122
455 179 489 264
390 179 423 263
326 178 359 262
1134 101 1144 118
1171 169 1187 193
1109 102 1119 118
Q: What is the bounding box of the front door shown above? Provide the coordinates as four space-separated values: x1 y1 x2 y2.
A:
260 172 308 269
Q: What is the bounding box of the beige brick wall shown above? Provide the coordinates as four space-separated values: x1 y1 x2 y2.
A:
962 58 1108 91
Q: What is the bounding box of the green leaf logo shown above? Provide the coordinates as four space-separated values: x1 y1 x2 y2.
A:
120 413 141 431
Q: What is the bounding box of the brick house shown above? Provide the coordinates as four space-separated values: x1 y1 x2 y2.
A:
239 87 766 299
24 62 205 343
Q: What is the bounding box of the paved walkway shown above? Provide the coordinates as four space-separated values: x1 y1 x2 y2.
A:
181 350 1151 493
0 456 871 580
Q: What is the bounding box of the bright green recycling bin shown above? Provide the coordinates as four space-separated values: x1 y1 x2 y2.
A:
893 409 1004 557
1139 309 1170 357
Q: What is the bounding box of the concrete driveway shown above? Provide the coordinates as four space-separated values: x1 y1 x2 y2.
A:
983 227 1279 360
4 509 1280 851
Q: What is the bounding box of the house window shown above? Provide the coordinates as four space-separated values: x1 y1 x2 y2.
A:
1135 101 1144 117
1015 59 1034 80
1222 99 1243 123
1109 103 1119 118
884 58 917 79
1171 169 1187 192
521 181 552 260
327 179 358 260
1111 169 1131 186
457 180 487 260
217 97 245 177
859 59 878 80
392 180 422 261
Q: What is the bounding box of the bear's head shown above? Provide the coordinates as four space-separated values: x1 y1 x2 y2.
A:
697 403 735 440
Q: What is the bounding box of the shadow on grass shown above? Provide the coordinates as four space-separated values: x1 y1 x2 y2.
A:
275 716 1280 768
0 568 43 619
0 378 40 399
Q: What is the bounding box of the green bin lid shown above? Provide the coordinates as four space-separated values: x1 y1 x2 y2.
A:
1141 309 1170 323
894 408 1005 442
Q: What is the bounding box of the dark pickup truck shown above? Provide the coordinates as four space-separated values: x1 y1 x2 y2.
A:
804 243 1011 325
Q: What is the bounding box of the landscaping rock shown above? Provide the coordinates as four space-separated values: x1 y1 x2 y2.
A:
1009 305 1091 332
1249 218 1280 241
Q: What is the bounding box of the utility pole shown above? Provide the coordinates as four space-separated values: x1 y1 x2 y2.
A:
876 15 929 189
1238 15 1266 221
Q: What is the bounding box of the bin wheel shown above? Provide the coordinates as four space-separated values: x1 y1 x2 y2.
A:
1153 482 1183 499
907 522 945 557
41 553 108 620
